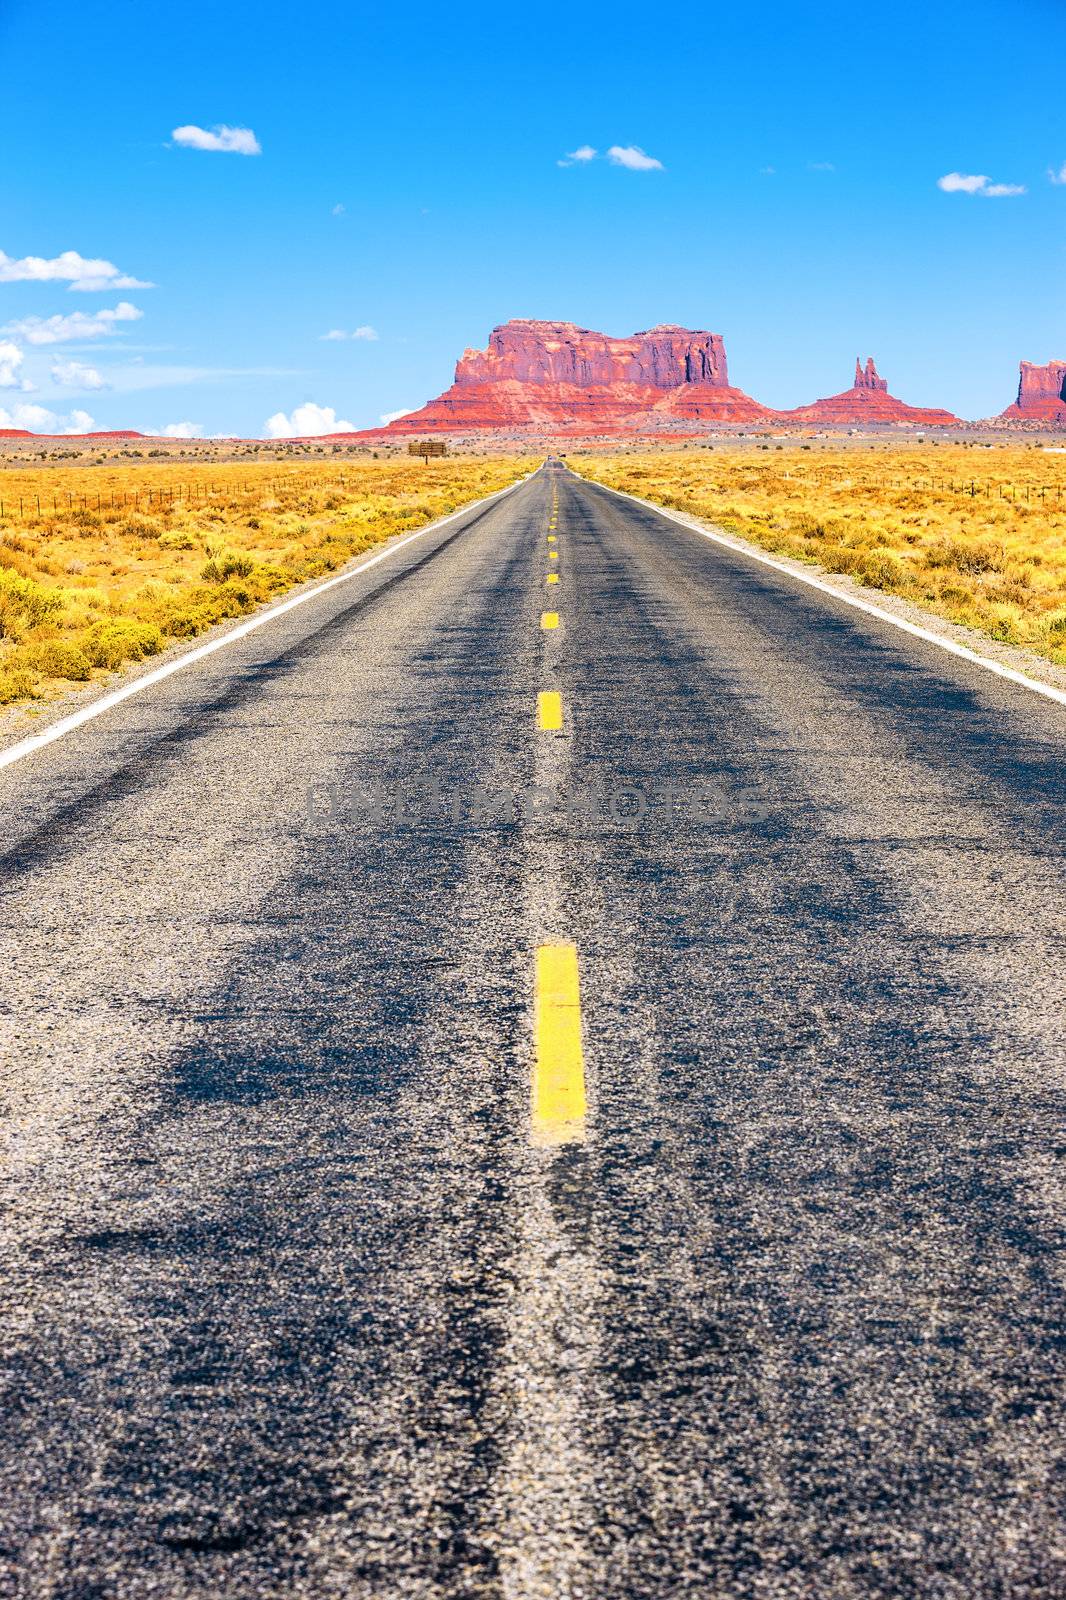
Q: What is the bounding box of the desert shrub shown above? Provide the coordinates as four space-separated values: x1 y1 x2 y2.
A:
201 551 255 582
0 546 38 577
118 515 164 541
0 667 36 704
927 537 1005 575
0 570 63 638
854 550 908 592
250 563 290 593
28 639 92 681
159 604 215 638
84 618 164 668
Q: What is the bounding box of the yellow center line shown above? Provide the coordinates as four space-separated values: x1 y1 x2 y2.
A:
532 943 586 1146
537 690 563 730
548 535 557 543
549 550 558 560
541 611 559 629
546 572 559 584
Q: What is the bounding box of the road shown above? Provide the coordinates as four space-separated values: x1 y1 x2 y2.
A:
1 463 1064 1600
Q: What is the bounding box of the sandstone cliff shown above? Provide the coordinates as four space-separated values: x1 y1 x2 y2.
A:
1000 360 1066 422
384 320 769 433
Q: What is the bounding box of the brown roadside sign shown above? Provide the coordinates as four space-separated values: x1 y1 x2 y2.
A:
408 439 447 457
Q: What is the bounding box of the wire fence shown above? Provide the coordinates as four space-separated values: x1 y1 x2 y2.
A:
0 477 365 521
758 476 1064 505
0 474 1063 523
884 478 1062 501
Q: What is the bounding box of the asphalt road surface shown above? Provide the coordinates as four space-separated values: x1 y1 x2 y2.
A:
2 464 1064 1600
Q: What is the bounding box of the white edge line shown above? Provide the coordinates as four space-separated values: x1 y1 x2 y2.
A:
587 477 1066 710
0 474 531 774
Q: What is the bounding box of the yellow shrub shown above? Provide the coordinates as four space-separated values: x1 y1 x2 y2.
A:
84 619 165 668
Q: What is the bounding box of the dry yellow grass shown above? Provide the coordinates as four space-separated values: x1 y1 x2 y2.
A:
0 457 531 707
573 446 1066 665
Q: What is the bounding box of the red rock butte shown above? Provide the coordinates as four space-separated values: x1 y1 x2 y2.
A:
1000 360 1066 423
381 320 770 434
0 429 145 441
777 358 960 426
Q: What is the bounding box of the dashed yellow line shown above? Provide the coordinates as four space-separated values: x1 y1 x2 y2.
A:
547 534 557 544
537 690 563 730
549 550 558 561
546 572 559 584
541 611 559 630
532 943 586 1146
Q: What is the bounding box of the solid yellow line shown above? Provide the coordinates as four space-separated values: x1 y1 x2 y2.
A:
541 611 559 629
537 690 563 730
546 572 559 584
532 943 586 1146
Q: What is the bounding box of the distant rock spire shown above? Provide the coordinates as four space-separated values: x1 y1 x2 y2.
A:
854 357 888 393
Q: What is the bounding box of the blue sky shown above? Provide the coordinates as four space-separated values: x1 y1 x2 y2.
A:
1 0 1062 435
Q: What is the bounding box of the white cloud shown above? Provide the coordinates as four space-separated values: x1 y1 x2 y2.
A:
1049 163 1066 186
332 203 346 215
937 171 1026 197
0 402 57 430
938 172 989 193
0 342 26 388
0 248 151 292
51 359 107 390
4 301 143 345
0 402 93 432
606 145 664 171
380 407 415 425
759 165 776 175
319 325 379 341
558 144 598 167
171 124 261 155
159 421 203 438
265 402 355 438
808 161 836 172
